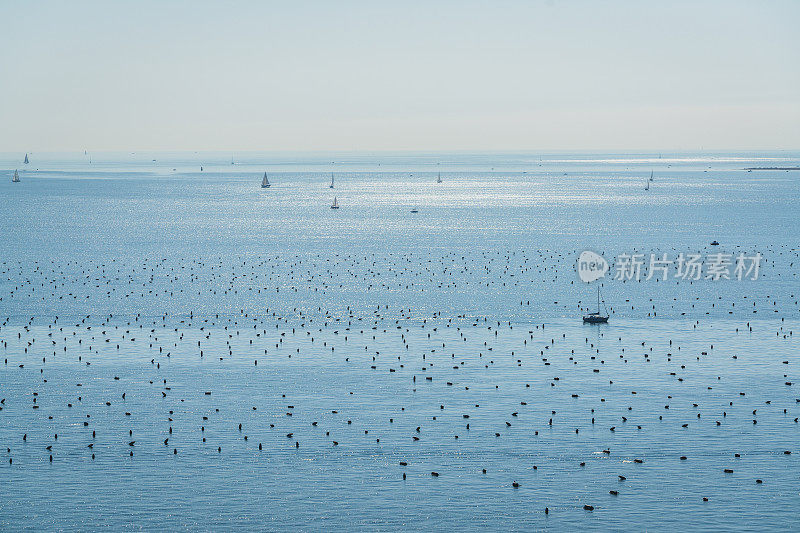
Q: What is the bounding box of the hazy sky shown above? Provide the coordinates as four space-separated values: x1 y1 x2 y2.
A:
1 0 798 152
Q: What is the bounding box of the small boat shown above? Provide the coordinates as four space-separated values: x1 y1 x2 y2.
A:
330 173 335 189
644 177 650 191
261 173 270 188
583 286 609 323
12 169 20 183
649 170 654 181
710 240 719 246
436 172 442 184
410 207 419 213
330 197 339 209
24 154 29 165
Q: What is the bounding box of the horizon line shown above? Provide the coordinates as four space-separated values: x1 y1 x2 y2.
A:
3 148 800 155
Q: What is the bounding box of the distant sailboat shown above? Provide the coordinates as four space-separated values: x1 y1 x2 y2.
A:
582 286 609 323
644 177 650 191
330 197 339 209
330 173 334 189
436 172 442 184
24 154 29 164
410 206 419 213
261 173 270 188
12 169 20 183
649 170 654 182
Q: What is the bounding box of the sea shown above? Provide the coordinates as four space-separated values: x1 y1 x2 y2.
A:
0 151 798 531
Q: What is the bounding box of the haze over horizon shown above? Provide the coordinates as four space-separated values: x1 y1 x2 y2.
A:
1 0 798 152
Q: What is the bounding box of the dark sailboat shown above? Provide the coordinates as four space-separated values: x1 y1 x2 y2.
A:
583 286 609 323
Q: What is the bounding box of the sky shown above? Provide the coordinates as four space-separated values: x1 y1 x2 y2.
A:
1 0 798 152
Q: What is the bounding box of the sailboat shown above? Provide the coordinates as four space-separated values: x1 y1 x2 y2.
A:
582 286 609 323
12 169 20 183
261 173 270 188
644 177 650 191
436 172 442 184
330 197 340 209
649 170 654 181
330 173 334 189
410 206 419 213
24 154 29 164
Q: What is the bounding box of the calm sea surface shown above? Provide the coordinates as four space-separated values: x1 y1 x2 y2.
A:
1 151 798 530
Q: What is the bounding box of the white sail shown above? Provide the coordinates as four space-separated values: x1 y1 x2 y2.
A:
331 197 339 209
261 172 270 188
12 169 20 182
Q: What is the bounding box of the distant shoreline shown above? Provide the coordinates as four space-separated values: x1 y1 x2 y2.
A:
745 167 800 170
